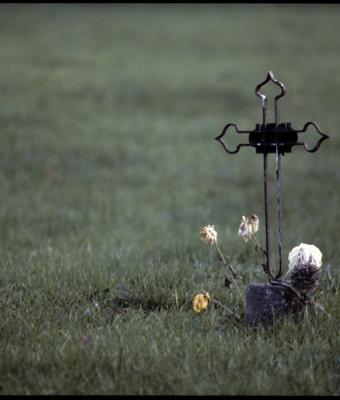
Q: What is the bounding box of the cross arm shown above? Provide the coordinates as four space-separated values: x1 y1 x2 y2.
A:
214 123 253 154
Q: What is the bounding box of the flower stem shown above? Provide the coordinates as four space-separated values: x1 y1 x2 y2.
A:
215 244 244 303
251 235 267 259
216 244 242 281
211 298 241 320
251 235 270 278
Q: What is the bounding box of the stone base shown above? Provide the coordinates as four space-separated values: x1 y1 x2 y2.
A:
245 282 304 328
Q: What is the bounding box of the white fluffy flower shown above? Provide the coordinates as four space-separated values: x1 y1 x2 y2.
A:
288 243 322 270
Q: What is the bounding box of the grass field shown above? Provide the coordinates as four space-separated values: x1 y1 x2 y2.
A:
1 4 340 395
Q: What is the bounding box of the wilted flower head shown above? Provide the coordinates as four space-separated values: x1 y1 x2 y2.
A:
200 225 217 246
250 214 259 234
192 291 210 313
238 214 259 242
288 243 322 270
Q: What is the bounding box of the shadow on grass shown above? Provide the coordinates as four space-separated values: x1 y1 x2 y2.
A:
87 285 245 328
88 285 180 316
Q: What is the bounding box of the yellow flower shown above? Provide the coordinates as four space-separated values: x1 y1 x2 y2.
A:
238 214 259 242
192 291 210 313
200 225 217 246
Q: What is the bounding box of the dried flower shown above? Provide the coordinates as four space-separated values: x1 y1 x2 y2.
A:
200 225 217 246
238 216 253 242
288 243 322 270
238 215 258 242
192 291 210 313
250 214 259 235
286 243 323 296
288 264 321 295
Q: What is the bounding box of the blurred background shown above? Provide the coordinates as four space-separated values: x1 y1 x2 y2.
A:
1 4 340 395
1 4 339 265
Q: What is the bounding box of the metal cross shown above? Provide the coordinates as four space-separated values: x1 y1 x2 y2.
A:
215 71 329 281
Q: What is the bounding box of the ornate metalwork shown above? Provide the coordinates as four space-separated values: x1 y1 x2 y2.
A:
215 71 329 281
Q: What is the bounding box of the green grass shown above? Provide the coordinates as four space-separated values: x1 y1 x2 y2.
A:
1 4 340 395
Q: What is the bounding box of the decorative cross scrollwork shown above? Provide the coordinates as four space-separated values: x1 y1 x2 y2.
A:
215 71 329 281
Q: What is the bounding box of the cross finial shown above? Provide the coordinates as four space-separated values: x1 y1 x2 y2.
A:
255 70 286 126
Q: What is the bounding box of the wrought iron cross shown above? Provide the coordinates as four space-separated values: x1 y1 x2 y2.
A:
215 71 329 281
